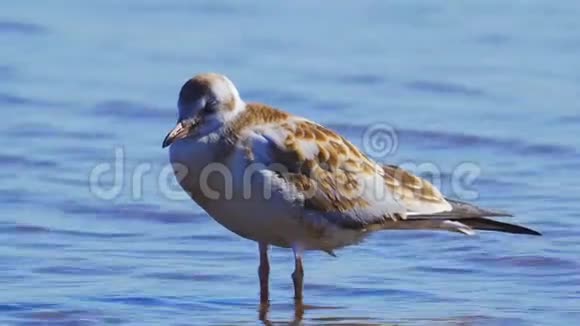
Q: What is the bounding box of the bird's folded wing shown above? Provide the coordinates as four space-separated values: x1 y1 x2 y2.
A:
381 164 452 215
238 106 452 228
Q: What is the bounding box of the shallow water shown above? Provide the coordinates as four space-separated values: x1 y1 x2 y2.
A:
1 1 579 325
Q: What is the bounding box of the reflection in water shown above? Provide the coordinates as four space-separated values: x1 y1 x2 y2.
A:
258 302 529 326
258 302 270 324
259 301 304 326
258 301 383 326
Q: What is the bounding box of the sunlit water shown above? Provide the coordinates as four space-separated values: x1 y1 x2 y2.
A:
1 1 579 325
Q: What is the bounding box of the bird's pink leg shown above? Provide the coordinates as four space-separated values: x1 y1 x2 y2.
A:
258 242 270 304
291 246 304 301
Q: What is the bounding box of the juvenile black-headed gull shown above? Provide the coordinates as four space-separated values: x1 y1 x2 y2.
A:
162 73 540 303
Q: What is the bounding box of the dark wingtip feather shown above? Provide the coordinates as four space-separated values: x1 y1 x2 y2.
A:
456 218 542 236
445 198 513 218
528 229 542 236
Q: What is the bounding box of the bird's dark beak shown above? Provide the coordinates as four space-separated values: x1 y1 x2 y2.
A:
162 121 191 148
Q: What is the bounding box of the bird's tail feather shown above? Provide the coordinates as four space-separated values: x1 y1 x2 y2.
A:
451 217 541 236
376 198 541 236
375 217 540 236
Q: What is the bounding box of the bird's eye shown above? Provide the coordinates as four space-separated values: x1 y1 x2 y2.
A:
203 99 218 114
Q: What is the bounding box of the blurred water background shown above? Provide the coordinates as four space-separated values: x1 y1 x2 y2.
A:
1 1 579 325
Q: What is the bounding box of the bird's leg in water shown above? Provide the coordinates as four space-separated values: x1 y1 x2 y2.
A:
291 246 304 302
258 242 270 304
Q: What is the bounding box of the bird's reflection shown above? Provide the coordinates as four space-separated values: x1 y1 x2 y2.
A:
259 300 306 325
258 301 503 326
258 302 270 324
259 300 377 326
294 301 305 322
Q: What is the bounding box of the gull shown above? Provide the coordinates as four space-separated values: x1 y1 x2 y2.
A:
162 73 541 304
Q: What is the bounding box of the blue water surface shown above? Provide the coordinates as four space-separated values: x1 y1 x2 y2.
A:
1 1 579 325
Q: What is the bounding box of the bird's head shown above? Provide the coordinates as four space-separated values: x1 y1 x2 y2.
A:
162 73 244 148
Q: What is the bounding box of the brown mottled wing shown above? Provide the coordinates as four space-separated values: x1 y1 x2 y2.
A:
237 104 452 228
265 119 383 216
381 165 452 215
263 126 453 226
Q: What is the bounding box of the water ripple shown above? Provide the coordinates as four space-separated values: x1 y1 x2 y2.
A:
556 115 580 124
0 153 58 169
405 80 487 97
0 20 47 35
12 308 124 325
0 303 57 313
466 255 578 270
32 265 130 276
330 123 579 158
140 272 229 281
336 73 387 86
5 124 113 140
59 201 204 224
0 92 61 107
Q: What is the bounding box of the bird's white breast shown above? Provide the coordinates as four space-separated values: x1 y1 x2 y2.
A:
169 135 312 248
